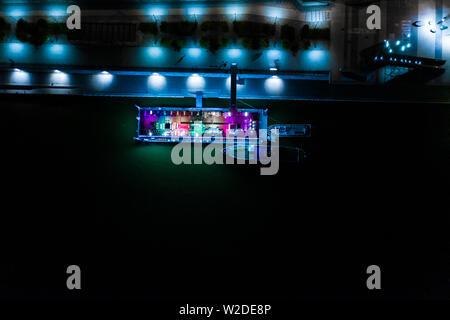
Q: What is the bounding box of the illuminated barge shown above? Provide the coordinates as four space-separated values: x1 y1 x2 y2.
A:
135 105 268 143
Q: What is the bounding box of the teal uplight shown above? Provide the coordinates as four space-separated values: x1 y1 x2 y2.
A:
186 7 205 16
148 73 167 90
4 42 30 60
7 7 26 17
93 71 114 89
10 69 30 84
307 49 326 62
301 49 330 70
148 46 163 58
267 49 282 60
187 48 202 58
147 6 168 17
50 44 64 54
264 76 284 95
227 48 242 59
8 42 24 53
47 6 67 17
50 70 69 84
265 7 285 20
187 73 205 90
225 5 247 16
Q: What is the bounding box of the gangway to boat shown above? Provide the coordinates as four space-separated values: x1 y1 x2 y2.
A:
268 124 312 139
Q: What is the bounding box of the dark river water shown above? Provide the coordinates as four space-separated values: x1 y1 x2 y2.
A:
1 94 449 301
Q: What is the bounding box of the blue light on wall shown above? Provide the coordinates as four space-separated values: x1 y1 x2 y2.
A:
148 46 163 59
7 7 26 17
265 7 285 20
187 48 202 58
93 71 114 89
47 6 67 17
227 48 242 59
186 6 205 16
267 49 282 60
225 5 247 16
50 70 69 84
301 49 330 70
187 73 205 90
264 76 284 95
8 42 24 54
10 69 30 84
147 6 168 17
308 49 326 62
49 44 64 54
148 73 167 90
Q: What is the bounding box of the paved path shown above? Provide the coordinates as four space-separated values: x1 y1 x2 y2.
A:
1 67 449 103
0 68 329 100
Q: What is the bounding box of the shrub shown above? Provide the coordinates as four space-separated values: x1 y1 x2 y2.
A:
139 22 158 35
200 36 229 53
220 38 229 48
233 21 275 38
0 17 11 41
160 36 186 51
160 21 197 37
16 18 49 47
300 24 329 41
308 27 330 40
301 39 311 50
290 43 300 55
281 24 295 41
15 19 32 43
282 39 291 50
241 38 252 49
300 24 310 39
200 21 229 33
48 22 66 35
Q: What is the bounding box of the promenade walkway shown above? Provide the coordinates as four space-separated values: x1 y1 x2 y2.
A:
0 1 331 72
